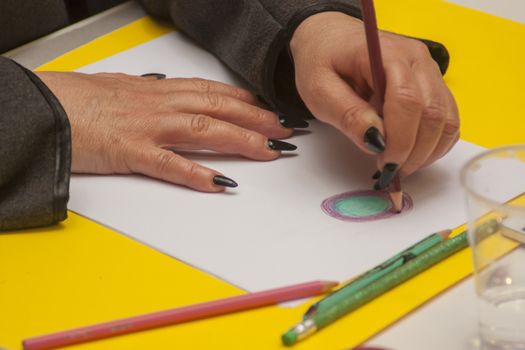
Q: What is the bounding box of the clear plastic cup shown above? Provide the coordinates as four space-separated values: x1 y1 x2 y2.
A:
461 145 525 349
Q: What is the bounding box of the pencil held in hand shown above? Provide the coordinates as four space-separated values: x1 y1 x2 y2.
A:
360 0 404 211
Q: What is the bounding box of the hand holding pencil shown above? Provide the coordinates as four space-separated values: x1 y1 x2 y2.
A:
289 5 460 195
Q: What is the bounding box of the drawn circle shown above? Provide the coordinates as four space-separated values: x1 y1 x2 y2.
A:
321 190 413 222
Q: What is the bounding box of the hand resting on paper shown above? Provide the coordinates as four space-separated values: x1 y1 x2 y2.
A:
290 12 460 183
35 71 294 192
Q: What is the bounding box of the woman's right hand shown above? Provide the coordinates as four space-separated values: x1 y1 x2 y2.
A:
36 71 296 192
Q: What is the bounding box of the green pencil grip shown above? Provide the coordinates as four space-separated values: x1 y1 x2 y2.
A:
312 233 468 328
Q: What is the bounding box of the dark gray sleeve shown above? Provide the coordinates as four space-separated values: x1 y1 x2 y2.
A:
0 0 69 53
0 57 71 231
140 0 293 113
139 0 362 118
139 0 449 119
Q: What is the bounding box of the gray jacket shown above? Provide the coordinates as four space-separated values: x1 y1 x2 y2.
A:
0 0 448 230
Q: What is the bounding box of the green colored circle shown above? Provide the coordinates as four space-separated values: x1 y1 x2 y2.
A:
333 195 391 217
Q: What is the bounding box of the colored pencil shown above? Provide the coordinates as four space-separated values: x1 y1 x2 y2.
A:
281 219 501 346
282 233 469 346
23 280 338 350
361 0 404 212
304 229 451 318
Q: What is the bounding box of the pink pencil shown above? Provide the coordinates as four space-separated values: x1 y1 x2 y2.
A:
23 280 338 350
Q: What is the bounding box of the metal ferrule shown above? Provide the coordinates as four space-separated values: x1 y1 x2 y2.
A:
291 318 318 341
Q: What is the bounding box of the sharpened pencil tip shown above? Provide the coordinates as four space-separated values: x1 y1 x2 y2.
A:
389 191 404 213
320 281 339 292
439 229 453 240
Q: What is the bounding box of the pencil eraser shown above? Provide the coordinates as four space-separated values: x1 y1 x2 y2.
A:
282 330 297 346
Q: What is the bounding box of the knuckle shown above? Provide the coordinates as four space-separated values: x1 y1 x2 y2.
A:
253 108 271 125
202 92 223 112
340 104 365 133
443 118 460 137
235 88 254 102
154 151 176 175
410 40 430 57
238 129 257 145
181 161 200 184
190 114 213 135
192 78 212 93
395 85 423 111
421 102 446 129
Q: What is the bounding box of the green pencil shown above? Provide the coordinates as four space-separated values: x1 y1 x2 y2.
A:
282 233 469 346
303 229 451 318
281 217 501 346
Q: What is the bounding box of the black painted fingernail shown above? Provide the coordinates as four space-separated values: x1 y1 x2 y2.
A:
267 139 297 151
373 181 381 191
372 170 381 180
364 127 385 153
141 73 166 80
279 115 309 129
376 163 399 189
213 175 238 188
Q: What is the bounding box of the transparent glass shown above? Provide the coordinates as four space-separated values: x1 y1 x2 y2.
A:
461 145 525 349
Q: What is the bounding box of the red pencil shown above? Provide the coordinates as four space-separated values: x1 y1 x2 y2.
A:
23 280 338 350
360 0 404 212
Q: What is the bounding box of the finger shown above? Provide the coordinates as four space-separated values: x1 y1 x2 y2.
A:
156 78 259 106
421 89 460 167
95 72 166 81
156 91 292 139
93 72 139 82
297 68 385 155
126 146 232 192
152 113 295 161
398 60 449 177
380 61 424 169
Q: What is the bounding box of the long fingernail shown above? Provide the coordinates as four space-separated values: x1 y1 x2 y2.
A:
372 170 381 179
363 127 385 153
267 139 297 151
375 163 399 190
213 175 238 188
141 73 166 80
279 115 309 129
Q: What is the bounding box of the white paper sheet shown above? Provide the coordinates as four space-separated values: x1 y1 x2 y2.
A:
71 32 485 292
446 0 525 24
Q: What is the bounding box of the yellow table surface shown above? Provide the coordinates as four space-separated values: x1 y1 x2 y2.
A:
1 1 525 349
